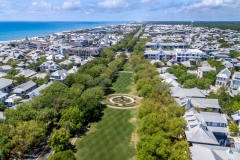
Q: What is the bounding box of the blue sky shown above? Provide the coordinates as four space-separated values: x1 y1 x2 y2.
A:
0 0 240 21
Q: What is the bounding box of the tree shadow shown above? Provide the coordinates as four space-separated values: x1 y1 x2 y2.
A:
105 88 115 95
111 74 119 83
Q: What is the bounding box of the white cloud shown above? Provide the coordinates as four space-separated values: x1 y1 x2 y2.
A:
174 0 239 14
141 0 150 3
62 0 81 10
191 0 235 8
98 0 129 8
29 0 52 10
85 9 94 15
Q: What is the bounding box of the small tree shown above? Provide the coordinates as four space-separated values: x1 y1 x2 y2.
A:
48 128 70 152
48 150 76 160
0 102 7 111
229 123 239 133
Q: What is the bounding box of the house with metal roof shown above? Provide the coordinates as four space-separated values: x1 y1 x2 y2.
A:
16 69 37 78
13 80 37 96
50 69 69 82
170 86 209 98
0 78 13 93
39 61 59 73
176 97 221 112
5 94 21 107
144 49 166 60
0 65 12 73
26 81 53 99
197 66 216 78
190 143 240 160
0 91 8 103
230 72 240 89
231 110 240 127
215 68 231 87
184 108 229 146
145 42 160 49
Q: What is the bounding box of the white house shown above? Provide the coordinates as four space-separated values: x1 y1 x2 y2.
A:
231 110 240 127
145 42 160 49
215 68 231 87
184 108 229 146
197 66 216 78
144 49 166 60
50 69 69 82
230 72 240 89
175 49 206 63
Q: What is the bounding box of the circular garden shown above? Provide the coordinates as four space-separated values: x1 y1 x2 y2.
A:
104 94 140 108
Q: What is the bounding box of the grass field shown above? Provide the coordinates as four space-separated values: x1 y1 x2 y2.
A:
75 60 138 160
75 108 137 160
111 72 134 94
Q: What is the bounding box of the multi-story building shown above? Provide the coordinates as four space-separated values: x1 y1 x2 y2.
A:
230 72 240 89
175 49 206 62
215 68 231 87
144 49 166 60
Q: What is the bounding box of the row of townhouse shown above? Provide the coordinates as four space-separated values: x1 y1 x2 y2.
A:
144 48 206 62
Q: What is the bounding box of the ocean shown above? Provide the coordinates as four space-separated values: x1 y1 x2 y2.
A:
0 21 129 42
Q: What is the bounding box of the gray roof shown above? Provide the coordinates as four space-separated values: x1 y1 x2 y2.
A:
184 108 229 145
51 69 69 80
163 78 180 87
0 90 8 98
190 143 240 160
27 81 53 98
1 65 12 70
170 86 208 98
17 69 37 78
231 111 240 121
160 73 178 80
232 72 240 80
216 68 231 78
198 66 216 72
0 78 12 89
13 80 36 94
185 124 219 145
32 73 48 79
176 97 221 109
146 42 158 46
144 50 161 55
201 112 228 124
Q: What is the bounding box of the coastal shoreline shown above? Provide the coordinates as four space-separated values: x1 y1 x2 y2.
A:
0 21 130 43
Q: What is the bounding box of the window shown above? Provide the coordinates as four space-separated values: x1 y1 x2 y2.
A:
209 122 212 126
217 123 220 127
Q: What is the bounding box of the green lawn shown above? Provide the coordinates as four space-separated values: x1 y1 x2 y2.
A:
111 72 134 94
75 108 136 160
75 60 137 160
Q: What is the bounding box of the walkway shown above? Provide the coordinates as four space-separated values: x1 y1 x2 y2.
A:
134 27 144 38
